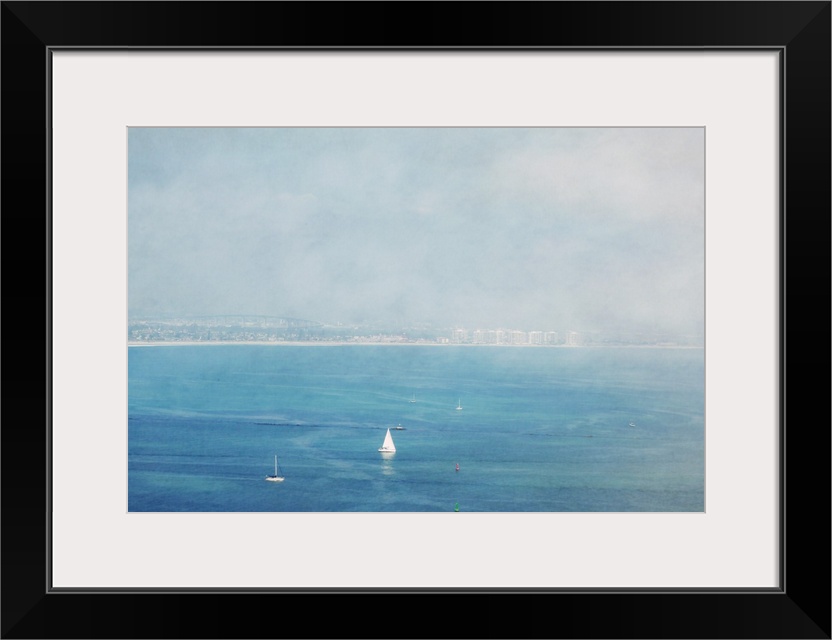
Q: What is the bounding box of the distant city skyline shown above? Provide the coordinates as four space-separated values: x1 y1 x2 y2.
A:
128 314 699 347
128 127 704 344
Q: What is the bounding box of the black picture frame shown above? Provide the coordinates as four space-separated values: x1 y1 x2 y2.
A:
2 2 829 638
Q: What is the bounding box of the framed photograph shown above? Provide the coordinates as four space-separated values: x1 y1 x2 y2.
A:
3 2 829 638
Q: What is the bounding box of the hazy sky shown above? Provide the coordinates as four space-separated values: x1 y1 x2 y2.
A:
128 127 704 338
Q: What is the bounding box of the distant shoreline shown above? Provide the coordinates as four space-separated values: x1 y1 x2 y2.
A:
127 341 702 349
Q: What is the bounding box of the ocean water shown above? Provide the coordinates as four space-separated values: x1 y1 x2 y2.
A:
128 345 704 512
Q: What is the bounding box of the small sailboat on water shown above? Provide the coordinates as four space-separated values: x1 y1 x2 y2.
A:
456 399 462 411
455 462 460 472
410 393 416 403
378 428 396 453
265 455 285 482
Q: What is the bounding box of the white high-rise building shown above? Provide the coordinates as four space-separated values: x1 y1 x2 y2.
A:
510 330 528 345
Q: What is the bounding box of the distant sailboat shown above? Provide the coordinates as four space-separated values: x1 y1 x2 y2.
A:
410 393 416 403
455 462 460 472
456 399 462 411
378 428 396 453
265 455 284 482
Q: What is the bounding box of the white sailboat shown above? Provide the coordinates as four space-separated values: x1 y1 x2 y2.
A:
456 399 463 411
265 454 285 482
410 393 416 403
378 427 396 453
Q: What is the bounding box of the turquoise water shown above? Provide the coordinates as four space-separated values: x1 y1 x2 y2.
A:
127 345 704 512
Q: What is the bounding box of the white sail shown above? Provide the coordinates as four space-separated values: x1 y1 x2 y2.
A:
266 454 285 482
378 428 396 453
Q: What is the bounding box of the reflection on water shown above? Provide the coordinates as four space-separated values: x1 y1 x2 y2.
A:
379 452 396 476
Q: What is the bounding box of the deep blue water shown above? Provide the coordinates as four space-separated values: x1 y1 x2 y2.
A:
128 345 704 512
